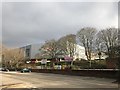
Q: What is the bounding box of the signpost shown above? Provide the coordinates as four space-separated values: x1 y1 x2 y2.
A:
41 59 47 64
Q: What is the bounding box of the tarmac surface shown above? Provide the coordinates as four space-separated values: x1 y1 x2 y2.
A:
0 71 119 89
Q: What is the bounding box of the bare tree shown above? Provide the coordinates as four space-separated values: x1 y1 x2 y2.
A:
98 28 118 58
40 39 63 68
2 45 9 67
58 34 76 58
40 39 60 60
95 32 105 61
35 53 41 60
2 47 25 69
0 44 4 66
77 27 97 67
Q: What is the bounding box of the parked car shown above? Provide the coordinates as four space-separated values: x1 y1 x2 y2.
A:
20 68 31 73
0 68 9 72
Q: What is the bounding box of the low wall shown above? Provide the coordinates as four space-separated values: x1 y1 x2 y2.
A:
31 69 118 79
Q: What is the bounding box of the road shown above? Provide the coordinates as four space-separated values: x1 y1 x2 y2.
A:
0 71 118 88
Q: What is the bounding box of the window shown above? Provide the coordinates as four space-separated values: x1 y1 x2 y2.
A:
26 49 30 57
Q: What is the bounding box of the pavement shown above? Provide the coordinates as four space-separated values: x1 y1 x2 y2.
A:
0 72 35 89
0 71 119 89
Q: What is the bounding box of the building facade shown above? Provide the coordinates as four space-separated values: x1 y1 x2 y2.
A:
73 44 87 60
20 43 43 62
20 43 108 62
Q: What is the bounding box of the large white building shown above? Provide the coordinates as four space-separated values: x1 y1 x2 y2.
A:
20 43 87 61
73 44 108 60
73 44 87 60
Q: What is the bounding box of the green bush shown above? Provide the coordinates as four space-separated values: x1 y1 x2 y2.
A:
90 61 107 69
36 62 41 66
73 60 107 69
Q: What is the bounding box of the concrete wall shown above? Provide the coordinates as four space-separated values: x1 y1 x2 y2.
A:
31 43 43 59
20 43 43 60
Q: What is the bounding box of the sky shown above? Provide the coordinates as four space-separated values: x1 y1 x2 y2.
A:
2 1 118 48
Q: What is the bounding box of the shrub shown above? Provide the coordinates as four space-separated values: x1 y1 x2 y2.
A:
73 60 107 69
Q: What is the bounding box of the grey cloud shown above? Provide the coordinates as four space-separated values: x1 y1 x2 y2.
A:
2 2 118 47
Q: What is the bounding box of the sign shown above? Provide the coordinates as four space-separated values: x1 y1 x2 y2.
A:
41 59 47 64
64 56 73 61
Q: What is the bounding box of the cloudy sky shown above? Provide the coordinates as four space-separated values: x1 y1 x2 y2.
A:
2 2 118 48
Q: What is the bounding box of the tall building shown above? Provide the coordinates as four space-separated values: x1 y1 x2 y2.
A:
20 43 43 61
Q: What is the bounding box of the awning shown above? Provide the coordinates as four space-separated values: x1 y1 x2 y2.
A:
64 56 73 61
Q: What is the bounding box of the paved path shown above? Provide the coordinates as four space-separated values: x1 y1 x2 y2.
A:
1 71 119 88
